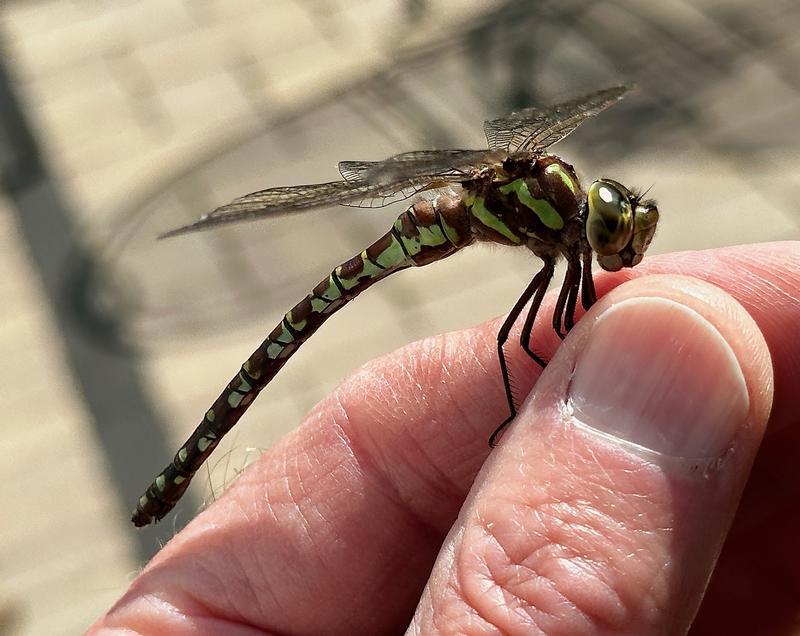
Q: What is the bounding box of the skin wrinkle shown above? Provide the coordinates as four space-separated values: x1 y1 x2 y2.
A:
225 549 267 623
555 557 628 629
168 556 258 629
464 427 669 633
461 537 528 632
206 498 270 614
326 377 451 547
346 342 478 519
405 430 469 510
478 527 585 634
293 409 400 574
433 333 480 444
247 454 338 604
463 511 581 632
434 338 496 484
248 507 287 619
244 524 300 620
390 355 475 504
534 521 643 631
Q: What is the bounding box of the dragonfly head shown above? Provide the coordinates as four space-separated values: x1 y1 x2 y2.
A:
586 179 659 272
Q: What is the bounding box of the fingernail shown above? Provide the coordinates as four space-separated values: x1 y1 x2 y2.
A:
569 297 749 458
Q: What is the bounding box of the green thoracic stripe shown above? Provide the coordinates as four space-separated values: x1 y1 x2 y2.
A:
467 195 522 243
499 179 564 230
544 163 577 194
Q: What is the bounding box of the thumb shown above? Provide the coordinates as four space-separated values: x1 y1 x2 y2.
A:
410 276 773 635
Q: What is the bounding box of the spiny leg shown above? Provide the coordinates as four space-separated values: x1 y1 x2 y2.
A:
489 259 554 447
551 254 581 339
519 258 556 364
563 254 582 332
581 248 597 310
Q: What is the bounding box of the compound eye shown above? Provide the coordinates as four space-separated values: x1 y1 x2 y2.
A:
586 180 634 256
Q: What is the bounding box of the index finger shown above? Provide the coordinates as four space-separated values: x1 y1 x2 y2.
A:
93 241 800 635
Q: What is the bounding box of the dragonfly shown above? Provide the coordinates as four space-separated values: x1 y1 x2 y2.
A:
132 84 659 527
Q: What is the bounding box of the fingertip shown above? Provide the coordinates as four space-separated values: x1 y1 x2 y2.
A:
558 274 773 455
415 275 775 634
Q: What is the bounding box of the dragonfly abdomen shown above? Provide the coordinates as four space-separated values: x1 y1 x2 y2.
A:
132 195 474 526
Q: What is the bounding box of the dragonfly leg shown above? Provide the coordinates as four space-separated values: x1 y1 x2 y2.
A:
551 253 581 338
519 259 556 365
581 248 597 310
489 258 555 447
563 253 582 332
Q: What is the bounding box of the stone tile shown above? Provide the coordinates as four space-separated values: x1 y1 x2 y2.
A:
0 194 136 635
157 70 255 135
133 22 231 92
61 107 261 224
22 80 134 157
0 1 82 41
0 0 192 81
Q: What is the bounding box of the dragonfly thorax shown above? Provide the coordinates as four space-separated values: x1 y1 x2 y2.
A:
464 155 585 251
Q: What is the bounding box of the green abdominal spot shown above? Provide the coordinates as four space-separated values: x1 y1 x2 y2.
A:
416 224 447 247
394 219 449 255
438 215 462 244
374 237 407 268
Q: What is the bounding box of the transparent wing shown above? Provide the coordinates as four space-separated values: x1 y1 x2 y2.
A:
483 85 632 152
339 149 495 184
333 148 499 208
159 148 503 237
338 160 373 183
159 180 415 238
338 183 433 209
165 94 636 239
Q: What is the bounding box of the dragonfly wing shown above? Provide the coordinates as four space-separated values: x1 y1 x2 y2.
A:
160 180 404 238
362 149 495 183
334 149 499 208
483 84 632 152
162 151 497 238
338 160 375 183
339 183 438 209
160 173 462 238
340 149 496 184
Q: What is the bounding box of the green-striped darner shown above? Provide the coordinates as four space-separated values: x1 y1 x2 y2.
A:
132 85 659 527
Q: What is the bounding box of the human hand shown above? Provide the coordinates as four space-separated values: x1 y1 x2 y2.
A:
91 242 798 635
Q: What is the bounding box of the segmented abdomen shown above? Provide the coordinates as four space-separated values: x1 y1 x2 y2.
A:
132 195 473 526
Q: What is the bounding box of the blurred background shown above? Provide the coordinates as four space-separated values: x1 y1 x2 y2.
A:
0 0 797 633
